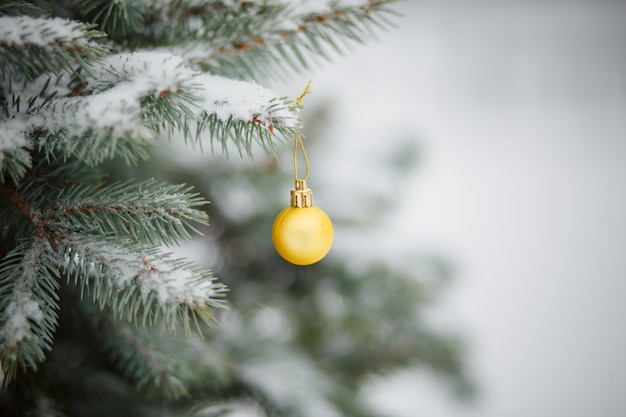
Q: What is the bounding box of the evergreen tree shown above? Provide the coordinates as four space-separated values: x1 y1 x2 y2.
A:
0 1 472 416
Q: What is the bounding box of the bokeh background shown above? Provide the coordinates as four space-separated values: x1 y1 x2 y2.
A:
278 0 626 416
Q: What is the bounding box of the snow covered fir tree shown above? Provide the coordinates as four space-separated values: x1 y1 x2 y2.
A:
0 1 473 416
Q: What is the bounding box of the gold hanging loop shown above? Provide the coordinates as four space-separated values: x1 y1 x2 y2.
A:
293 81 312 182
293 129 309 182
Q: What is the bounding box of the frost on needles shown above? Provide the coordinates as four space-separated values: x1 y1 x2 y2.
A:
0 1 424 416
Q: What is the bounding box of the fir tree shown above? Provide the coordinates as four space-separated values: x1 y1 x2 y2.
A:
0 1 472 416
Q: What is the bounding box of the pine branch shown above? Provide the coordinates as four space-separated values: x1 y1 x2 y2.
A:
0 15 108 83
94 313 204 401
108 325 191 400
61 236 227 332
73 0 288 52
163 0 399 80
43 180 209 247
0 239 60 381
1 171 226 367
0 156 104 226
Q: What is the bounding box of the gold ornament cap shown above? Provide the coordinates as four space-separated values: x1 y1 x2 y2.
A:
290 179 313 208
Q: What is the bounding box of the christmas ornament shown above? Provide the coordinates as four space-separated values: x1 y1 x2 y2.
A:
272 83 333 265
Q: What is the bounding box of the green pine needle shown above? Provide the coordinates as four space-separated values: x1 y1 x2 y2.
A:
198 113 292 158
77 0 145 41
0 147 31 184
189 1 400 80
90 308 207 400
38 128 155 168
43 179 209 246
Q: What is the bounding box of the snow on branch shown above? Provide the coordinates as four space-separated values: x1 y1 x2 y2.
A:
194 74 294 127
0 51 297 182
42 52 197 135
0 15 108 82
63 236 227 332
0 16 92 48
193 74 296 155
0 240 61 380
0 119 32 183
0 52 197 181
86 52 195 97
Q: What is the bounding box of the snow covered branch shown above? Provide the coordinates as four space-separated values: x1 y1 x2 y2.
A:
1 176 226 333
0 15 108 82
0 51 297 183
193 74 296 155
63 236 227 332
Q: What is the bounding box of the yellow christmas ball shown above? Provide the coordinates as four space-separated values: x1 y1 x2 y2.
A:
272 179 333 265
272 205 333 265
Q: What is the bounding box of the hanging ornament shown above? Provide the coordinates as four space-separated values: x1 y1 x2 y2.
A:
272 83 333 265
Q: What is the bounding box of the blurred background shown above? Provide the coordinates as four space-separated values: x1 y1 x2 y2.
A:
277 0 626 416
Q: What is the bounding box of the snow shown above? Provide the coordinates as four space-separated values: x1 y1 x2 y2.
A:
0 118 30 153
3 73 74 105
134 255 217 305
0 16 90 47
3 298 43 345
89 52 194 96
0 242 47 346
194 74 296 128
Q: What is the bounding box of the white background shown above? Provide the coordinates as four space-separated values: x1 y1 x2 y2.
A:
292 1 626 416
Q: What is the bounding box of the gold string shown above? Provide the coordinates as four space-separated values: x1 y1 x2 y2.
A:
294 129 309 181
295 80 312 107
293 81 312 181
